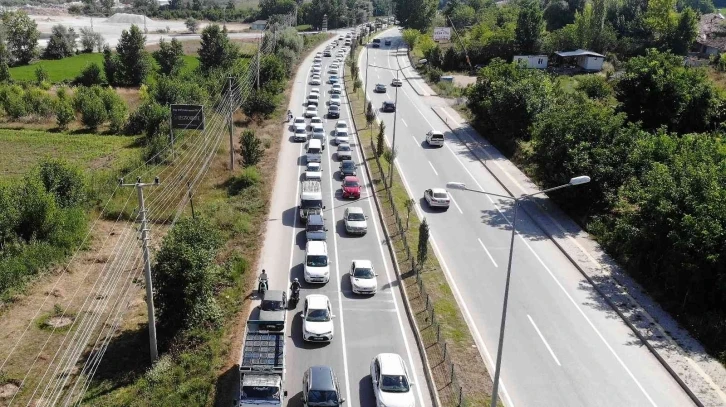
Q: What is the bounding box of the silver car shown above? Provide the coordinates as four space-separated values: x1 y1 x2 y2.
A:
344 207 368 235
336 143 353 160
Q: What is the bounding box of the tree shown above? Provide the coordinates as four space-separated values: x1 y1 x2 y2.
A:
78 92 107 130
240 129 263 166
37 159 86 208
102 45 120 86
258 54 286 92
185 17 199 33
395 0 437 31
43 24 76 59
259 0 296 19
198 24 239 72
2 11 40 65
417 217 429 266
0 41 10 82
515 1 544 54
404 198 415 230
366 101 375 128
99 0 114 14
376 122 385 157
354 78 362 93
668 7 698 55
543 0 572 31
116 25 150 86
449 4 476 29
79 27 104 53
153 38 184 76
56 99 75 130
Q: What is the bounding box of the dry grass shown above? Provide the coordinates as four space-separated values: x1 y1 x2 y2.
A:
344 48 495 407
145 38 259 57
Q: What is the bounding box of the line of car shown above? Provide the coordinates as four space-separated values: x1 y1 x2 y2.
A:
282 31 418 407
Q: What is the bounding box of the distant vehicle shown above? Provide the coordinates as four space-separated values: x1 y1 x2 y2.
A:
372 38 381 44
305 105 318 118
331 84 343 94
343 206 367 235
391 78 403 87
308 116 323 130
236 321 287 407
305 162 323 181
293 116 306 126
426 130 445 147
293 125 308 142
307 93 320 106
335 120 349 133
312 65 322 74
339 160 356 178
375 83 387 93
424 188 450 209
382 101 396 112
370 353 415 407
336 143 352 160
305 213 327 241
341 176 361 199
372 42 380 48
349 260 377 294
329 75 340 84
328 94 342 106
323 50 332 57
311 125 326 148
327 104 340 119
335 130 350 145
310 87 320 95
302 366 345 407
258 290 287 331
302 294 335 341
384 39 391 46
310 76 322 85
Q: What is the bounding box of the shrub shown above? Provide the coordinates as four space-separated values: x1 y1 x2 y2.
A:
75 63 104 87
143 132 170 164
239 129 263 167
99 87 127 133
34 65 49 86
426 66 443 82
37 159 86 208
227 166 260 195
55 98 75 129
13 175 60 242
575 74 613 100
185 17 199 33
241 89 278 119
79 93 107 129
23 87 54 117
3 88 27 119
126 101 168 136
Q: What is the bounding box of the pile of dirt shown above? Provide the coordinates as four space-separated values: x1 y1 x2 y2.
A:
104 13 153 25
0 382 20 399
46 316 73 328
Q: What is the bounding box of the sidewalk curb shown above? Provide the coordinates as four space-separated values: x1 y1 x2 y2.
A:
430 106 708 407
343 54 441 407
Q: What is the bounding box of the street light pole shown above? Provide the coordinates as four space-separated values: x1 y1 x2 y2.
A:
446 176 591 407
389 67 399 186
364 45 370 115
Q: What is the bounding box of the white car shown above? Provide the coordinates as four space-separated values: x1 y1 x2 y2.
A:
331 84 343 94
344 206 367 235
293 124 308 142
293 116 306 127
311 124 326 147
302 294 335 342
328 94 342 106
305 105 318 118
310 76 322 85
328 66 339 74
336 142 353 160
314 57 322 64
335 120 349 133
306 162 322 180
308 116 323 130
350 260 377 294
370 353 415 407
426 130 445 147
424 188 450 210
312 65 322 74
307 93 320 106
335 130 350 145
310 87 320 95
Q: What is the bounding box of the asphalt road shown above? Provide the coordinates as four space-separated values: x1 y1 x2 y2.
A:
359 28 697 407
254 34 432 407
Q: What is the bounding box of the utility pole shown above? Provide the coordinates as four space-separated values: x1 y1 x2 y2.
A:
120 176 160 362
389 68 399 186
228 77 235 171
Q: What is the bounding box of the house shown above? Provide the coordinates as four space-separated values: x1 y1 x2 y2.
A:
695 13 726 55
513 55 548 69
554 49 605 71
250 20 267 31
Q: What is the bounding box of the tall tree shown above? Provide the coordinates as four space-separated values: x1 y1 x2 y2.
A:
100 0 115 15
153 38 184 76
43 24 76 60
1 11 40 65
0 41 10 82
667 7 698 55
198 24 239 72
116 25 150 86
515 1 544 54
395 0 437 31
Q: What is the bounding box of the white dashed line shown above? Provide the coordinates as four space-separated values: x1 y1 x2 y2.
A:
428 161 438 176
527 315 561 367
477 238 498 268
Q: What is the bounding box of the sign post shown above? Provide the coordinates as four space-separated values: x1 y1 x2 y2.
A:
171 104 205 130
433 27 451 42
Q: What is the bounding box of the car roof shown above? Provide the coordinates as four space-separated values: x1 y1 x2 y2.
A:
263 290 284 301
336 120 347 125
306 240 327 254
431 187 448 194
377 353 406 375
308 139 322 148
384 101 394 104
346 206 364 215
309 366 336 391
352 259 373 269
337 142 350 148
342 159 354 165
344 176 359 182
306 294 330 309
307 213 324 225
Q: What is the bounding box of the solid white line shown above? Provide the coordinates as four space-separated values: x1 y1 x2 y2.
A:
477 238 498 268
401 118 408 127
449 195 463 214
427 161 438 176
527 315 561 367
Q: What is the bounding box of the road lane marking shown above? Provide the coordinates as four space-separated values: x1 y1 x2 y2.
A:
449 195 463 214
401 118 408 127
527 315 561 366
428 161 438 176
477 238 498 268
412 136 418 145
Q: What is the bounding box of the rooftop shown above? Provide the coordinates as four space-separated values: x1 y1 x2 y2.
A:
698 13 726 50
555 49 605 58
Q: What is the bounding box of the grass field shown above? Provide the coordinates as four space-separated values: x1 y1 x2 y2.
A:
0 129 139 181
9 54 200 83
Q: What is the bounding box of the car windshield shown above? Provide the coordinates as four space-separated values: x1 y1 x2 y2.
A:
343 180 358 187
347 212 365 221
241 386 281 400
431 134 443 139
307 255 328 267
306 308 330 322
307 165 319 172
307 223 325 232
308 390 339 404
338 145 350 151
342 162 354 169
433 192 448 199
312 118 322 123
296 129 306 134
261 299 284 311
353 267 375 278
337 132 348 137
380 375 410 393
301 199 323 209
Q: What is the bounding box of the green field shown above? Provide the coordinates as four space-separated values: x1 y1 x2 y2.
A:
0 129 139 181
9 54 200 83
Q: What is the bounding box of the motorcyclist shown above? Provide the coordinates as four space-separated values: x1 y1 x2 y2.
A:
290 278 301 295
287 110 293 122
258 269 269 292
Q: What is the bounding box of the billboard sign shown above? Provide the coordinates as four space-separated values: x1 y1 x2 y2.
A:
433 27 451 42
171 104 204 130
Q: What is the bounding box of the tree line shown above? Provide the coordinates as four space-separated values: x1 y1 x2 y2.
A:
466 50 726 364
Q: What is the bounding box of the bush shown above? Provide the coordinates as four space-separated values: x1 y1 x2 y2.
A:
99 87 127 133
241 89 278 119
23 87 54 117
75 62 104 87
126 101 168 136
426 66 443 82
227 166 260 195
55 99 75 129
34 65 49 86
143 132 170 164
37 158 86 208
2 87 27 119
79 93 107 129
575 75 613 100
239 129 263 167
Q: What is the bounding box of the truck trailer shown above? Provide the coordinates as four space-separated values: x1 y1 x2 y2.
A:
236 320 286 406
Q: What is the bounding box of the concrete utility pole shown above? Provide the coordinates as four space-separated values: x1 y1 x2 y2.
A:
120 176 160 362
228 77 235 171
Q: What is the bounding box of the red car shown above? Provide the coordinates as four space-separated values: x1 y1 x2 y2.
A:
341 176 361 199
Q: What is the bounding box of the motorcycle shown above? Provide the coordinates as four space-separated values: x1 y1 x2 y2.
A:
289 286 300 308
258 277 268 295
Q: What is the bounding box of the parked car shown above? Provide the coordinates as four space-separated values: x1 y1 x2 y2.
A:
339 160 356 177
370 353 415 407
341 176 361 199
424 188 450 209
349 260 377 294
258 290 287 331
302 366 345 407
382 101 396 112
374 83 387 93
343 206 367 235
336 143 352 160
302 294 335 342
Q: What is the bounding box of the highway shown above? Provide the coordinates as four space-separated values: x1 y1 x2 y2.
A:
255 34 432 407
359 28 697 407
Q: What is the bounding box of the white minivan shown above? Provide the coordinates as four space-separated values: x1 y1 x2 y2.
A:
305 241 330 283
426 130 445 147
306 139 323 163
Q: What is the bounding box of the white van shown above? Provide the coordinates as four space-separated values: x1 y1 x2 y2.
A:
305 240 330 283
426 130 445 147
299 180 323 221
306 139 323 163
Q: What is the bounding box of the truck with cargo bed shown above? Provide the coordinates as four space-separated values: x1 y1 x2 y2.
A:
235 320 287 406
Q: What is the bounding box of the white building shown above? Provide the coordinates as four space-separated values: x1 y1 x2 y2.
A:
555 49 605 71
513 55 548 69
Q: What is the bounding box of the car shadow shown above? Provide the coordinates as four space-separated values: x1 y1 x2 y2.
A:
281 206 297 227
287 391 304 407
418 197 446 214
358 376 376 407
420 140 443 150
296 229 307 250
289 310 332 350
